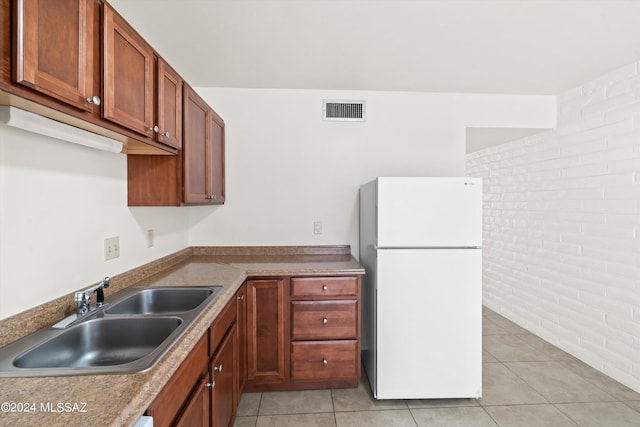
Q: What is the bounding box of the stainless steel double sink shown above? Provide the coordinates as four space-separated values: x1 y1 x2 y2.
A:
0 286 223 377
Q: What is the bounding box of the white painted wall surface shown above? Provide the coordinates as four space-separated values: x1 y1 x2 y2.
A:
0 125 189 320
190 88 555 256
0 88 553 320
467 61 640 392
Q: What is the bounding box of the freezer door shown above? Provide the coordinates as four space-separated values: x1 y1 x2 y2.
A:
376 177 482 248
376 248 482 399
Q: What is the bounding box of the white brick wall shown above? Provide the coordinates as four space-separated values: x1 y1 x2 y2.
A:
467 61 640 392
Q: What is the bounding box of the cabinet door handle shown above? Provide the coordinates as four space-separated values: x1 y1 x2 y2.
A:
214 364 223 372
237 295 244 300
205 381 216 389
86 95 101 106
149 125 159 133
161 131 170 138
322 358 328 365
322 317 328 324
322 285 328 291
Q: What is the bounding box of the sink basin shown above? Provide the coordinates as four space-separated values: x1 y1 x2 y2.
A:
0 285 223 377
106 287 219 315
13 317 182 369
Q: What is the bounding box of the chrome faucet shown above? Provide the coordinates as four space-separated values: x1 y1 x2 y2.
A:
75 276 110 315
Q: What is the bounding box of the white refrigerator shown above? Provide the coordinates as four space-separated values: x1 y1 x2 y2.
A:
359 177 482 399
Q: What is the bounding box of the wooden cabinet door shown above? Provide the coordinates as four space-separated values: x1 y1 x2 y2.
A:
209 109 225 203
183 85 210 204
174 375 211 427
246 278 287 384
14 0 98 112
146 334 209 427
211 324 237 427
102 3 154 137
236 283 247 397
157 58 182 149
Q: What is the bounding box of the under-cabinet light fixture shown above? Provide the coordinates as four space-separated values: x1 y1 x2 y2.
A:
0 106 123 153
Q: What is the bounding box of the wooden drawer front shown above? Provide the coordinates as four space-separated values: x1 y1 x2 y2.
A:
291 341 358 380
291 277 358 298
291 301 356 340
210 297 236 356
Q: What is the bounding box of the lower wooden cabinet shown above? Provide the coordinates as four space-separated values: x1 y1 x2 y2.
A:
246 275 361 391
236 284 247 398
146 275 360 424
174 375 211 427
210 323 237 427
145 334 209 427
246 278 287 385
291 340 358 381
147 285 244 427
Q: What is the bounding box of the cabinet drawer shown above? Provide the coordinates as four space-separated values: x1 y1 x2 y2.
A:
210 297 236 356
291 341 358 380
291 301 356 340
291 277 358 298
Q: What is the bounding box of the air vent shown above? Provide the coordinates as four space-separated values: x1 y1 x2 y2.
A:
323 100 366 122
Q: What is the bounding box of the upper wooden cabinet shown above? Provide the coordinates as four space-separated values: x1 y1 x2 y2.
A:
13 0 100 113
157 58 182 149
209 108 225 203
2 0 184 154
183 84 225 205
102 4 183 149
102 3 154 137
126 86 226 206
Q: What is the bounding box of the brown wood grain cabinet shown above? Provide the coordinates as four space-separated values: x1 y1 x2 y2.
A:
127 84 224 206
157 58 182 149
174 375 211 427
146 274 358 423
102 2 154 137
246 278 288 386
147 288 242 427
103 4 183 149
289 276 360 388
2 0 180 154
244 275 361 392
13 0 100 113
184 84 225 204
236 284 247 399
210 322 237 427
146 334 209 427
209 108 225 203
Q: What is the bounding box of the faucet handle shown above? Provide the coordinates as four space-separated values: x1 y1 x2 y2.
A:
101 276 111 289
75 292 89 315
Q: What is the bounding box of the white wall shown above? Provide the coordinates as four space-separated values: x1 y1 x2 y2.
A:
0 88 553 320
0 125 189 320
190 88 555 256
466 61 640 392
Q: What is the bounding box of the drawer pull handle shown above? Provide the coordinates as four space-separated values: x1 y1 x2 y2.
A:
322 317 328 324
214 364 223 372
322 285 328 291
205 381 216 389
322 358 328 365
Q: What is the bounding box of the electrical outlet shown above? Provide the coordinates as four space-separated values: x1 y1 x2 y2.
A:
147 229 154 248
313 221 323 235
104 236 120 260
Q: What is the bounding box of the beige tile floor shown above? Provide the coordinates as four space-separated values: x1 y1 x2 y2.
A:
234 307 640 426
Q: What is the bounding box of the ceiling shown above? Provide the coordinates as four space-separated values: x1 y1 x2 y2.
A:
109 0 640 96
